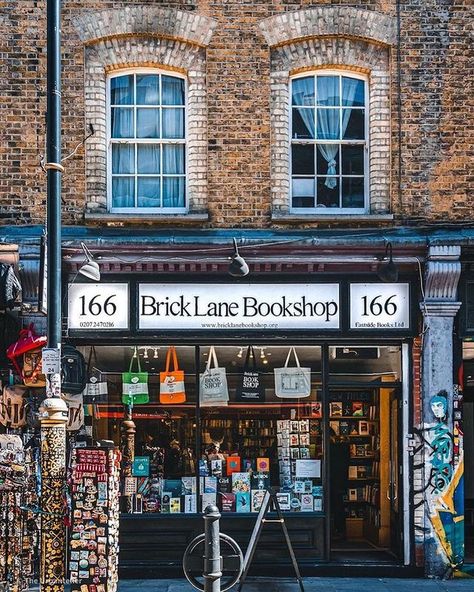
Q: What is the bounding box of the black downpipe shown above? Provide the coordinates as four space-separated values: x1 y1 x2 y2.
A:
396 0 403 214
46 0 62 349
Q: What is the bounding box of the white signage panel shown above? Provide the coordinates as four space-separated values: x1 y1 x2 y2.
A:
68 283 129 330
350 283 410 330
138 283 340 330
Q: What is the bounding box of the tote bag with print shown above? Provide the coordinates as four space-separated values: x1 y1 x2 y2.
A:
0 384 27 428
23 347 46 388
200 346 229 407
122 348 149 405
61 391 85 432
274 346 311 398
160 346 186 404
83 346 108 402
235 346 264 402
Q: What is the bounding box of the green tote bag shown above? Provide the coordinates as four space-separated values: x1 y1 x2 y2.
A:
122 349 149 405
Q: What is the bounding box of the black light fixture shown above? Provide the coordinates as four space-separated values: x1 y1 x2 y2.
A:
78 242 101 281
228 238 249 277
377 242 398 283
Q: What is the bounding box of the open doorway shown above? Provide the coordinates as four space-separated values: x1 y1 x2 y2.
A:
328 345 403 564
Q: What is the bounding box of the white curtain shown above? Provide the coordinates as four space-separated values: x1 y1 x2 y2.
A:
294 77 315 139
136 75 159 105
137 145 160 174
316 77 359 189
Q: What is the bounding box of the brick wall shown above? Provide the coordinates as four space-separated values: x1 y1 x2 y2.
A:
0 0 472 227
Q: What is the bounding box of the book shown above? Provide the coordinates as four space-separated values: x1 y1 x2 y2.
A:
242 458 255 472
235 492 251 512
290 434 299 446
164 480 182 497
227 456 241 474
161 492 171 513
251 490 266 512
352 402 364 416
256 457 270 472
290 420 300 433
201 492 217 511
132 456 150 477
330 402 343 417
217 477 231 493
329 421 340 435
170 498 181 513
184 494 196 513
210 459 224 476
199 459 209 476
350 423 359 435
310 402 322 418
251 472 269 490
220 492 236 512
359 421 369 435
348 466 358 479
299 433 310 446
204 476 217 493
232 472 251 492
339 421 350 436
299 420 309 433
181 476 196 495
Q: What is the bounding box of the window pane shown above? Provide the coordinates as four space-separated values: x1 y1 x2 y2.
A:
112 177 134 208
163 145 185 174
317 177 339 208
343 109 365 140
292 77 315 106
110 75 133 105
137 108 160 138
342 77 365 107
292 108 315 139
137 145 160 174
162 108 185 139
342 145 364 175
292 144 315 175
317 145 339 176
292 178 315 208
163 177 185 208
342 177 365 208
137 177 161 207
136 75 159 105
317 76 339 106
111 108 133 138
317 109 340 139
112 144 134 174
162 76 185 105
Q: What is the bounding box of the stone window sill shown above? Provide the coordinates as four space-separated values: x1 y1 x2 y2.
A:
271 213 394 223
84 212 209 226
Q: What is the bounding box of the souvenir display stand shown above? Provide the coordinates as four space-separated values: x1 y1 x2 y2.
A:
69 446 121 592
0 434 39 592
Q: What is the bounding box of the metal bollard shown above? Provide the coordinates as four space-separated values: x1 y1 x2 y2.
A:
203 504 222 592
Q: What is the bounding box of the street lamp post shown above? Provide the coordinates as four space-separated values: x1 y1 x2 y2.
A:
39 0 68 591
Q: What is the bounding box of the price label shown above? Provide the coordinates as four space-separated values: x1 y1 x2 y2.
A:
350 283 410 330
68 283 129 330
42 348 61 374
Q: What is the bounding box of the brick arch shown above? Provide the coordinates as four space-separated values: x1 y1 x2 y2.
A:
259 6 397 48
73 7 217 48
82 34 209 216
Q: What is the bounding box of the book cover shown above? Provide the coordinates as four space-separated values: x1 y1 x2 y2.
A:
170 498 181 513
251 489 266 512
132 456 150 477
184 494 196 513
164 479 183 497
350 423 359 435
251 472 269 490
137 477 151 496
161 492 171 513
235 492 251 513
242 458 255 472
359 421 369 435
342 402 353 416
210 459 224 476
299 433 310 446
201 492 217 511
181 476 196 495
232 472 251 492
204 476 217 493
256 457 270 472
299 420 309 433
217 477 231 493
220 492 236 512
348 466 358 479
339 421 350 436
330 402 343 417
227 456 241 474
290 420 300 433
310 402 322 418
352 402 364 416
290 434 299 446
310 420 321 436
199 459 209 476
329 420 340 435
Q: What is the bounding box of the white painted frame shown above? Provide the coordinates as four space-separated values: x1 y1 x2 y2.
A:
106 67 188 214
289 70 369 215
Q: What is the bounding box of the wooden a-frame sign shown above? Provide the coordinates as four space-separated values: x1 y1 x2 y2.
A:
237 489 305 592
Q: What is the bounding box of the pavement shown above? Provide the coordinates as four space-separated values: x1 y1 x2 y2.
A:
116 576 474 592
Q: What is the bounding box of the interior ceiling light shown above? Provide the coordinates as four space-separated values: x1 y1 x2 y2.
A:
228 238 249 278
377 242 398 283
78 242 101 281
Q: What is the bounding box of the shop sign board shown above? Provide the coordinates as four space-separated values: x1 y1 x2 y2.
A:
138 283 340 330
68 283 129 330
349 283 410 330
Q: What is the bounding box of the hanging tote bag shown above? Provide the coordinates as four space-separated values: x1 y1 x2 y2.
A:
61 391 85 432
199 346 229 407
122 348 149 405
274 347 311 399
23 347 46 387
0 384 27 428
160 346 186 404
83 346 108 402
235 346 265 402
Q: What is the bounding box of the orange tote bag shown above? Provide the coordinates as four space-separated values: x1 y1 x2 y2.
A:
159 346 186 404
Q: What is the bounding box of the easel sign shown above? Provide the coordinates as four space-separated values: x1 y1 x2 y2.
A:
238 489 305 592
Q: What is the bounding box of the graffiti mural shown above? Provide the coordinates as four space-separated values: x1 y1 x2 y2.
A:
412 388 464 572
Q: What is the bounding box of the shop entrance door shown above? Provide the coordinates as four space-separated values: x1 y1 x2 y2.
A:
327 345 403 564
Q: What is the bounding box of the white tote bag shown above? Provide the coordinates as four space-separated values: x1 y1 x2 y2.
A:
274 347 311 399
61 391 85 431
200 346 229 407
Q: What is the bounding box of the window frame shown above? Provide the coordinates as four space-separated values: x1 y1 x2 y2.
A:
289 70 369 215
106 67 188 214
